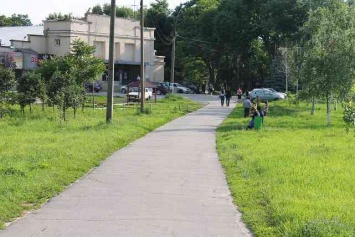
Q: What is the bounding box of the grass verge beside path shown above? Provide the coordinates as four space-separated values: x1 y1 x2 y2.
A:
217 100 355 237
0 94 202 229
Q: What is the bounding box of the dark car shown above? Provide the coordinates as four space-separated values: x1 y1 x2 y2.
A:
180 82 201 94
85 82 102 92
152 82 170 95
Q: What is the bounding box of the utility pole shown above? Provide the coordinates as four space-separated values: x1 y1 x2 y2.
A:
132 0 137 19
106 0 116 123
170 32 176 93
140 0 145 112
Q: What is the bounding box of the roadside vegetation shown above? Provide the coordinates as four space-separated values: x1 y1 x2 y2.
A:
0 94 201 229
217 99 355 237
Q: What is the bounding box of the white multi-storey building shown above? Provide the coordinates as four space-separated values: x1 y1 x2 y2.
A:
4 14 165 89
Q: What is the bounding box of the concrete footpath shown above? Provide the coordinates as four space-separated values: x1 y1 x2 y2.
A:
0 95 252 237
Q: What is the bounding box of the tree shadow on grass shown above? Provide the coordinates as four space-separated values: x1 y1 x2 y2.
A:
217 121 247 133
222 110 334 131
79 121 112 131
268 105 303 117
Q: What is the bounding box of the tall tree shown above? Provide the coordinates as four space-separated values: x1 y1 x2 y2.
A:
69 39 106 86
92 5 104 15
0 69 16 118
91 4 135 19
116 6 135 18
295 1 355 125
173 0 220 87
0 14 32 26
39 40 105 118
145 0 174 81
17 71 45 113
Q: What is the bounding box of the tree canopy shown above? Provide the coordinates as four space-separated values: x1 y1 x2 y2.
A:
294 1 355 124
0 14 32 26
90 4 136 19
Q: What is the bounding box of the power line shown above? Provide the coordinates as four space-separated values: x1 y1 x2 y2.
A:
177 34 220 45
155 27 175 45
147 12 174 45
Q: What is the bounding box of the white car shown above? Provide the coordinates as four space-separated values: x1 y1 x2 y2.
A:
249 88 285 101
128 88 152 101
166 82 190 94
120 85 128 94
264 88 287 98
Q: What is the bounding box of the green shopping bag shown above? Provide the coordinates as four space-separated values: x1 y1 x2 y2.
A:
254 116 263 130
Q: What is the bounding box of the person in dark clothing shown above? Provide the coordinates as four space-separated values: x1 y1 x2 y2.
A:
243 97 252 118
219 89 225 106
225 88 232 106
246 107 260 129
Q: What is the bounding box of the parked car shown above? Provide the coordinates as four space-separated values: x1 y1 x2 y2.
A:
120 85 128 94
146 88 153 97
151 82 170 95
249 88 285 101
166 82 191 94
127 88 152 102
180 82 201 94
120 85 139 94
85 82 102 92
264 88 287 98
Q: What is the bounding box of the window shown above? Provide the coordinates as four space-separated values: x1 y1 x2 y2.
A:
122 44 134 61
115 43 120 60
54 39 61 47
93 41 105 59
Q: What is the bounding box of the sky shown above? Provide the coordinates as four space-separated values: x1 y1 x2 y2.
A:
1 0 184 25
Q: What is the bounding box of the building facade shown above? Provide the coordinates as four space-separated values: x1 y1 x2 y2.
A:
6 14 165 89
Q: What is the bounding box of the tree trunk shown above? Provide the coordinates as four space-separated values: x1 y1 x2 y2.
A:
82 90 86 112
92 93 95 110
63 106 67 121
226 53 231 87
311 97 315 115
208 63 215 86
327 95 331 125
334 99 337 111
259 64 265 87
0 101 3 118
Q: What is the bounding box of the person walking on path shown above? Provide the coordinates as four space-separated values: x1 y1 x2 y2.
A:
209 83 214 95
243 97 252 118
220 89 225 106
263 100 269 116
237 88 242 102
225 88 232 106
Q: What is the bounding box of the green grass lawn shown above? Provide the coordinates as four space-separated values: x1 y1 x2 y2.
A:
0 94 202 229
217 100 355 237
